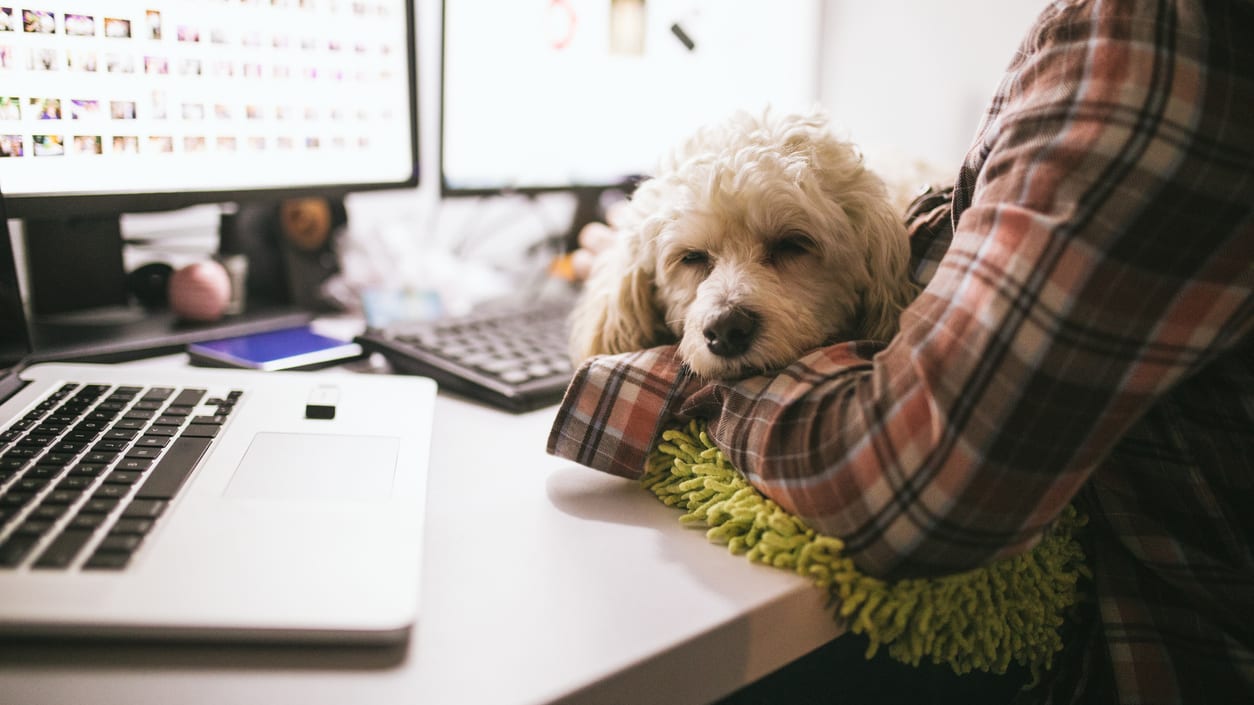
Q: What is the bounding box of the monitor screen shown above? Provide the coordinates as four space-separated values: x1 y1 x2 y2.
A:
440 0 819 196
1 0 418 217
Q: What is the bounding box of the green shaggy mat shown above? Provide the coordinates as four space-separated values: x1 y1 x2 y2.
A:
645 420 1090 682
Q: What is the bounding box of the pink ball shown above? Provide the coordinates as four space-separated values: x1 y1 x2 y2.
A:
168 260 232 322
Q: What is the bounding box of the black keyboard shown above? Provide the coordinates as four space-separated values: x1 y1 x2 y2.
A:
0 382 240 570
355 298 575 413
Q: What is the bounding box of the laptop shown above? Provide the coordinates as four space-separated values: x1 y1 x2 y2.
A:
0 196 437 644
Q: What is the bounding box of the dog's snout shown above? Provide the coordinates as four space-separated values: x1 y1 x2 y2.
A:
703 307 760 358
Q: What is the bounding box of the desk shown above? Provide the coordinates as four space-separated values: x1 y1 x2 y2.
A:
0 326 842 705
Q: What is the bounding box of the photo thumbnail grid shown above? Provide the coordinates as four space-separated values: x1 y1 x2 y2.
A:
0 2 408 160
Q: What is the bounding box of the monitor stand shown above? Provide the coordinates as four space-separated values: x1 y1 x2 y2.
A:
20 215 312 363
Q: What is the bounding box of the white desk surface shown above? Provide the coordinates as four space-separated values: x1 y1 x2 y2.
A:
0 322 842 705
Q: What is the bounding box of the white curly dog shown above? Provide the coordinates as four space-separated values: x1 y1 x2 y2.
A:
569 109 920 379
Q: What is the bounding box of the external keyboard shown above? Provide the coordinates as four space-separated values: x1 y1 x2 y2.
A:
0 382 239 570
355 298 574 413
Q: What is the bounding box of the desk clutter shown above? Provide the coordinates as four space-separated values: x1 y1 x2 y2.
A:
646 420 1090 684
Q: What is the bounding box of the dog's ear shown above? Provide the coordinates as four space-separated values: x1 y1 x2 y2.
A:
568 223 671 363
856 202 920 341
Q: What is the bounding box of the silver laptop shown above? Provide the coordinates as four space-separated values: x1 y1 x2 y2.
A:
0 197 436 644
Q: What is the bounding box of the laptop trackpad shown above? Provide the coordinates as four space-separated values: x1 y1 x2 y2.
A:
225 432 399 501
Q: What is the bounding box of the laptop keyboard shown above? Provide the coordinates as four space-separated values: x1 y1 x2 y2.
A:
0 381 241 571
355 298 574 413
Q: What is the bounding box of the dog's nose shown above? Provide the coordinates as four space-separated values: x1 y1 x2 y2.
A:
703 307 760 358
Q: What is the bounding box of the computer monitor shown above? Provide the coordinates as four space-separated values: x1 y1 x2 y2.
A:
0 0 418 360
439 0 819 245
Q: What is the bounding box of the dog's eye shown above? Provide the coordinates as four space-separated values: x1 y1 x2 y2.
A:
768 232 815 263
680 250 709 266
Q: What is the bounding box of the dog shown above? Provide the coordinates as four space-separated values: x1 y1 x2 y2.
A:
569 109 920 379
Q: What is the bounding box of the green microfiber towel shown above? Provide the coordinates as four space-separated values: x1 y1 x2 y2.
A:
645 419 1091 683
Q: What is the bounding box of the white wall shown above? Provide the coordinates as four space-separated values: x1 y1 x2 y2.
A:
817 0 1047 172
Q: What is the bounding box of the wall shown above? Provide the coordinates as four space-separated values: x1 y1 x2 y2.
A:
817 0 1047 172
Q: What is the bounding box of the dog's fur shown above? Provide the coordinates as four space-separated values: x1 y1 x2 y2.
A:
569 109 919 379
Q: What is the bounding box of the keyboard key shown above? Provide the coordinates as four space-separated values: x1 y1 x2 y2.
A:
111 517 155 535
135 437 210 500
80 497 120 514
44 489 83 504
12 519 55 537
91 439 129 453
0 454 28 471
68 512 108 530
110 418 148 431
83 550 131 570
33 529 94 569
32 502 70 521
0 534 40 567
92 484 130 501
121 499 167 519
98 534 142 553
181 424 220 439
142 426 179 438
27 465 65 479
69 464 107 477
56 476 94 491
125 446 161 460
16 476 52 492
0 492 34 508
170 389 207 407
115 458 154 472
104 470 143 485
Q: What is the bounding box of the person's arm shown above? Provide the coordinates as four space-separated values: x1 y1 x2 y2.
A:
552 0 1254 580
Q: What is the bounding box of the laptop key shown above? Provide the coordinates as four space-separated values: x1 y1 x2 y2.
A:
12 519 54 537
104 470 143 485
32 502 70 521
181 424 219 439
92 484 129 501
80 497 120 514
83 550 131 570
97 534 142 553
111 517 154 535
170 389 207 407
68 512 107 530
0 534 40 567
125 446 161 460
134 437 210 500
33 529 93 569
121 499 166 519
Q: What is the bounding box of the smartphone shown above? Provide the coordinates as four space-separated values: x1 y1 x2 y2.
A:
187 326 363 371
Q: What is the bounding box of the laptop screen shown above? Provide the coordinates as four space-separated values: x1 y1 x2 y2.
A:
0 189 33 368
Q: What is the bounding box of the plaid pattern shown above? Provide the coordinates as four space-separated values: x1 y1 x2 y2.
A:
547 0 1254 701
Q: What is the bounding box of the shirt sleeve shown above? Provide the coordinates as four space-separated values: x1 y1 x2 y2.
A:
547 346 701 480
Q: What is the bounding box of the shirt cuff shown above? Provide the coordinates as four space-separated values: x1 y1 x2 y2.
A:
547 346 695 479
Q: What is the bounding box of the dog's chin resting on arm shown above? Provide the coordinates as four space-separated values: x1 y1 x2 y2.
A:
569 109 920 381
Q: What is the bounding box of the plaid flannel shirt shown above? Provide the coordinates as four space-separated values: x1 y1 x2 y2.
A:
548 0 1254 701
